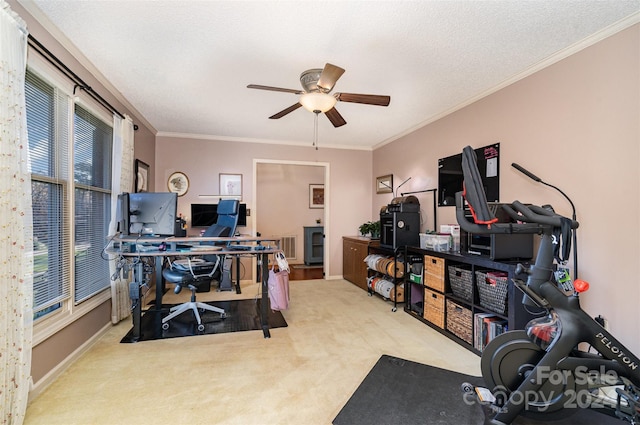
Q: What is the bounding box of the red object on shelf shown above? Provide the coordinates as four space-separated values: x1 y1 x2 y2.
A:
574 279 590 293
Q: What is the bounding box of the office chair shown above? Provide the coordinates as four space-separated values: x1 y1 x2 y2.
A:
161 199 239 332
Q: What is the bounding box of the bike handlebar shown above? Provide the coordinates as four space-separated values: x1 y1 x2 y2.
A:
455 192 579 235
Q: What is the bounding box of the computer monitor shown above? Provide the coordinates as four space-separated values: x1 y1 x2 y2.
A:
116 193 131 235
128 192 178 236
190 203 247 227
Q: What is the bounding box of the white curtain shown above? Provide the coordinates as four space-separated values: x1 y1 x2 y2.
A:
108 114 135 323
0 2 33 424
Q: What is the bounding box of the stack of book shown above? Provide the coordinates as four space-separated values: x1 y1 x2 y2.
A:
474 312 508 351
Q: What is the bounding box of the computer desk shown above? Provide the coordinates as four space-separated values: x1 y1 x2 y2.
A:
109 235 282 342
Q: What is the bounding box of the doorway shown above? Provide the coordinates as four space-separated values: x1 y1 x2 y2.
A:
253 159 330 280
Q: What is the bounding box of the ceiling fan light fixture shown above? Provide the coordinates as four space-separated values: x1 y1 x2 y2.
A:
299 92 337 113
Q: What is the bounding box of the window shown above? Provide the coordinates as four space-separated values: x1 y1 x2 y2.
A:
26 70 70 319
25 68 113 322
73 105 112 302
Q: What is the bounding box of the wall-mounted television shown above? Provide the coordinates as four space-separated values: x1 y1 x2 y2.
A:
438 143 500 206
190 203 247 227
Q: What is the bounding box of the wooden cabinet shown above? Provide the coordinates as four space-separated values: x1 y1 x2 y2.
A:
304 226 324 265
342 236 379 291
405 247 538 353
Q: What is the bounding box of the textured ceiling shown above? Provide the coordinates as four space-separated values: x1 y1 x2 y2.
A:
21 0 640 150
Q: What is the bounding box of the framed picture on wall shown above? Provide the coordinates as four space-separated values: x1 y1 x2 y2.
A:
220 173 242 199
135 159 149 192
376 174 393 194
309 184 324 208
167 171 189 196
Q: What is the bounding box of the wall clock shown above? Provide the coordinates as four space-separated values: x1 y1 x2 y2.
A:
167 171 189 196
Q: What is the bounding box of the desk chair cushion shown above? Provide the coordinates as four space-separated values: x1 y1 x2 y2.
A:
216 200 238 215
215 200 239 238
202 224 230 239
162 224 231 288
165 258 217 278
163 261 219 286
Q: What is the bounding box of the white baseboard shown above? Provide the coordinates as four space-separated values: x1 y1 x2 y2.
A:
28 322 112 403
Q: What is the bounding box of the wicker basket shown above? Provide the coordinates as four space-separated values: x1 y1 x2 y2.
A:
448 265 473 302
475 270 509 314
446 299 473 345
423 288 445 328
424 255 445 292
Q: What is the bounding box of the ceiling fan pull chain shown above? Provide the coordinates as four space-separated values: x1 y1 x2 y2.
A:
313 111 319 150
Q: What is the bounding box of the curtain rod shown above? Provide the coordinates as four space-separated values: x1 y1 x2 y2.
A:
27 34 126 120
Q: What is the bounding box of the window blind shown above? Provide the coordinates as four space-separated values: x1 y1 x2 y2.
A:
25 70 71 315
73 105 113 303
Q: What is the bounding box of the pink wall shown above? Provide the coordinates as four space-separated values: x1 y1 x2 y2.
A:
154 136 373 278
373 24 640 353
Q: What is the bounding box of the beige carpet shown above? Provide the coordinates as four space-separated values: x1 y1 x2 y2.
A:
24 279 480 425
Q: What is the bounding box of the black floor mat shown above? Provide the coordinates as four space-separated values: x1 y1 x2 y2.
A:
120 298 287 343
333 355 623 425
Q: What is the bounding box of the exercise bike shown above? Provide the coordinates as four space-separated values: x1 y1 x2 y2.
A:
456 146 640 425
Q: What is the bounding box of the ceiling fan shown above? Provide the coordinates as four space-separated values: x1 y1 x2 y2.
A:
247 63 390 128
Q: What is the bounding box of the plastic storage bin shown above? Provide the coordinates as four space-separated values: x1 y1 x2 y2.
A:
419 233 450 251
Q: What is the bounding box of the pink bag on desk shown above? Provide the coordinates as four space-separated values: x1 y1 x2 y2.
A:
268 266 290 311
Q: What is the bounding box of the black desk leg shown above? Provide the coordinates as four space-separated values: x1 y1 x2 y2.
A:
131 261 144 342
154 256 165 338
155 256 164 312
261 252 271 338
235 255 242 294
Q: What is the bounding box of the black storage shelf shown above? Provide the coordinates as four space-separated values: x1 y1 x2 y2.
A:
366 245 405 312
404 246 541 354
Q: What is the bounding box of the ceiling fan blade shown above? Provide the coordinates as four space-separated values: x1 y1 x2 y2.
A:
269 103 303 119
317 63 345 93
336 92 390 106
247 84 303 95
325 107 347 128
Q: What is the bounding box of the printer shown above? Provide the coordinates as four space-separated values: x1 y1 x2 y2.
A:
380 196 420 250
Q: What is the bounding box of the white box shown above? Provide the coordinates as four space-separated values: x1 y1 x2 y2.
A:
439 224 460 252
440 224 460 235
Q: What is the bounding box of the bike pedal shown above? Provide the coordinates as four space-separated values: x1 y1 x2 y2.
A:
474 386 497 404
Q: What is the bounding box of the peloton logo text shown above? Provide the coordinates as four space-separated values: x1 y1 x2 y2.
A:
596 332 638 370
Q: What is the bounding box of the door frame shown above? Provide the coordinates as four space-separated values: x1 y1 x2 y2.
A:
253 159 330 278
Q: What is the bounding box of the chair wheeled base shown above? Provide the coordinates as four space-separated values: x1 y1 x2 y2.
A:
161 284 226 332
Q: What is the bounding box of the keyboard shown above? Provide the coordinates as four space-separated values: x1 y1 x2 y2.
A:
136 244 159 252
190 246 221 251
229 245 251 251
